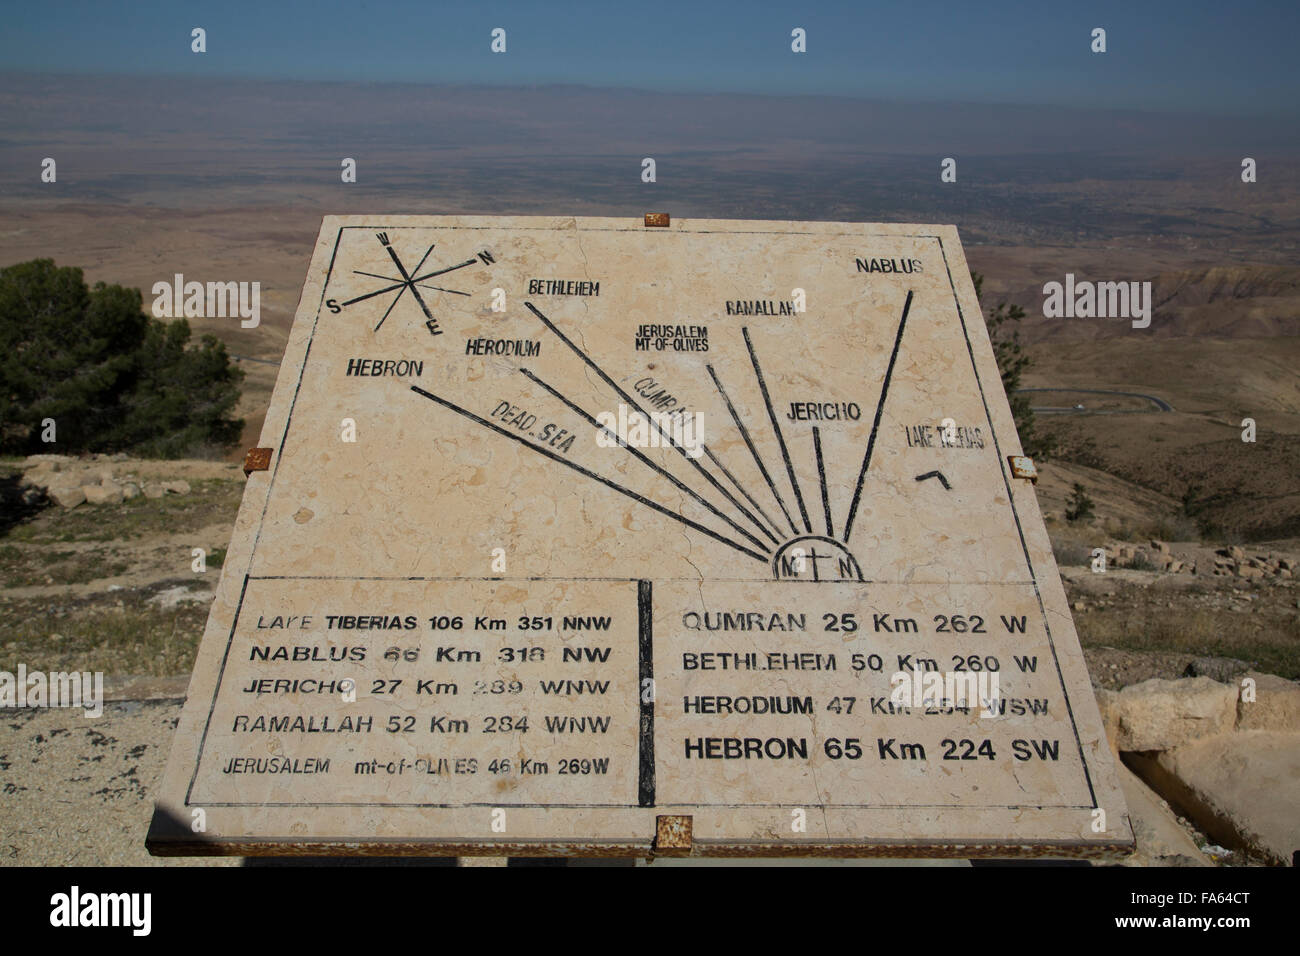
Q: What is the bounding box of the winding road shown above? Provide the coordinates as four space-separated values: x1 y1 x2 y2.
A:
1016 387 1173 414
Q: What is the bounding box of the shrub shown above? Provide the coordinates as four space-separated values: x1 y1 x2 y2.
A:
0 259 244 457
1065 482 1095 523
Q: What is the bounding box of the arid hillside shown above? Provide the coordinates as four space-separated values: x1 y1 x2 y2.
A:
963 264 1300 544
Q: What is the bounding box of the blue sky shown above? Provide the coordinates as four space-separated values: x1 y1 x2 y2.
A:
3 0 1297 115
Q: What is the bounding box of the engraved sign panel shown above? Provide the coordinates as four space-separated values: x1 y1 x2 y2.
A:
148 216 1132 858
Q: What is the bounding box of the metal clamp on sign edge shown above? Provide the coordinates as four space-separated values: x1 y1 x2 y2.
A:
1008 455 1038 484
243 447 273 476
651 814 692 859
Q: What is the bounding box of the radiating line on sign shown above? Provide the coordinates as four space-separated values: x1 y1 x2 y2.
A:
743 327 812 534
525 301 775 546
706 362 800 537
518 368 772 555
410 385 770 564
843 289 914 543
813 426 834 537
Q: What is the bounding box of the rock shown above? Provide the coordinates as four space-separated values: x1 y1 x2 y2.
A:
1236 565 1264 580
1096 688 1121 751
1229 545 1245 560
1150 539 1170 554
147 585 213 609
1181 656 1250 684
1102 677 1237 752
122 482 141 500
1127 732 1300 867
47 485 85 508
20 468 54 491
82 483 124 505
161 480 191 495
23 454 70 470
1237 671 1300 732
142 482 166 499
1115 762 1212 867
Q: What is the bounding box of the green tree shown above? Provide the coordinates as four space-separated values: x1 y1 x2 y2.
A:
0 259 244 457
115 316 245 456
970 271 1055 460
0 259 144 450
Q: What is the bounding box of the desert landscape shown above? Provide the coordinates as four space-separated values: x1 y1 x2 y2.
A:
2 73 1297 867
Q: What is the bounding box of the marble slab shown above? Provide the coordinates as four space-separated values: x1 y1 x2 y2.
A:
148 216 1133 858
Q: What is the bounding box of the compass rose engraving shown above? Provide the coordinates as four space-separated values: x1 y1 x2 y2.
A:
334 232 493 335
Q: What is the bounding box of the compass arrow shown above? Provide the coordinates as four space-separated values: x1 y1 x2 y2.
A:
341 282 405 307
379 244 438 331
411 259 477 282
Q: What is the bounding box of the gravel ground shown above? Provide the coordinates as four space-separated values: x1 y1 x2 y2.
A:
0 699 240 866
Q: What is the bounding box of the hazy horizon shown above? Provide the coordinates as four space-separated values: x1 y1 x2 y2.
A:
4 0 1298 115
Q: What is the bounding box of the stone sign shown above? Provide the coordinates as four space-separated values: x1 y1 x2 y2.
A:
148 216 1133 858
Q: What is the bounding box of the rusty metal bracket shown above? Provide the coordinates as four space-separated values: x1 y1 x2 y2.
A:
243 447 273 476
644 212 670 228
650 814 692 860
1007 455 1038 484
